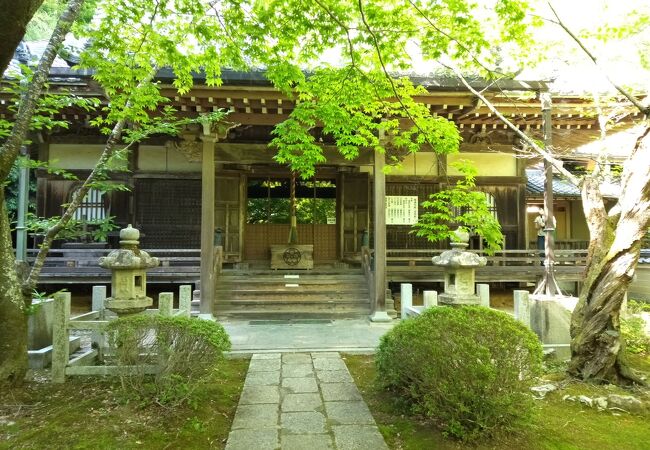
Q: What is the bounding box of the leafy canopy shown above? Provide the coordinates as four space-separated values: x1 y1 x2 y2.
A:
16 0 535 247
73 0 535 177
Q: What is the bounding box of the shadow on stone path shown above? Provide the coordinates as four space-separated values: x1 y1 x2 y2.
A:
225 352 388 450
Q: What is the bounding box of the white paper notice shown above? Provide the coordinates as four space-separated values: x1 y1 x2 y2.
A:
385 196 419 225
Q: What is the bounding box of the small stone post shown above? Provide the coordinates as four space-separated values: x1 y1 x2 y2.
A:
423 290 438 309
52 291 71 383
179 285 192 317
400 283 412 318
514 290 531 327
159 292 173 317
476 284 490 308
91 286 107 360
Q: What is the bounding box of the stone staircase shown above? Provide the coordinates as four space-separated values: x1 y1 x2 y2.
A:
213 268 371 319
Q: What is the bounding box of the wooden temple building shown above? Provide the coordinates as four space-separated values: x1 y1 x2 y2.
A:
3 66 641 318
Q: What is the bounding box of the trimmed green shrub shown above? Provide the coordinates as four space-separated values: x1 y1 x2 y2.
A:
376 306 542 441
106 314 231 405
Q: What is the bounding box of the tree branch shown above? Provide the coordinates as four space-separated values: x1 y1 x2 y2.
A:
445 63 582 187
23 69 158 294
0 0 45 76
547 2 650 117
0 0 85 182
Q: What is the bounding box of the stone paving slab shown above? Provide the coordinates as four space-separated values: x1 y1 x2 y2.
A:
281 411 327 433
244 370 281 386
281 433 334 450
283 353 312 364
315 369 354 383
221 319 395 353
252 353 282 360
324 401 376 425
311 352 341 359
332 425 389 450
231 404 278 429
225 429 279 450
313 357 348 371
282 393 323 412
282 376 319 393
282 363 315 378
225 352 388 450
249 358 282 372
239 385 280 404
320 383 363 401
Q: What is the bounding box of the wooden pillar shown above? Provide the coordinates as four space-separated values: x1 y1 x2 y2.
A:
370 151 391 322
337 171 345 260
199 133 217 317
534 92 562 297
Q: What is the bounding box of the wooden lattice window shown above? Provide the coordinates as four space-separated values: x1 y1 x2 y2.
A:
72 188 107 221
452 192 498 221
483 192 498 221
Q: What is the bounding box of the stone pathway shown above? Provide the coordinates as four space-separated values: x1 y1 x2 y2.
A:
225 352 389 450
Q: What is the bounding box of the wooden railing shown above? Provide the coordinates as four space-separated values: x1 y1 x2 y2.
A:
385 248 589 283
29 245 650 285
27 248 201 284
528 239 589 250
386 248 589 267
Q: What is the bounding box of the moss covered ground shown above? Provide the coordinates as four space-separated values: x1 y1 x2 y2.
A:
344 353 650 450
0 358 248 449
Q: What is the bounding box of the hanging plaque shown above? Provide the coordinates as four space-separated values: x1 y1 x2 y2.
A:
386 196 419 225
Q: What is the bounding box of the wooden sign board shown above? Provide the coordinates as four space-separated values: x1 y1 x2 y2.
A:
386 196 419 225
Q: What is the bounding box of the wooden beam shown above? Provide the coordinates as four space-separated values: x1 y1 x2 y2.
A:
370 151 389 322
200 133 217 316
214 143 375 165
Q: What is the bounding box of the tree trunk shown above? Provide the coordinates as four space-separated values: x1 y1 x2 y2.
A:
569 125 650 384
0 189 29 386
0 0 85 385
0 0 85 181
288 171 298 244
0 0 44 76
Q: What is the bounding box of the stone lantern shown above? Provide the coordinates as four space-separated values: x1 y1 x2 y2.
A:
432 228 487 306
99 225 159 316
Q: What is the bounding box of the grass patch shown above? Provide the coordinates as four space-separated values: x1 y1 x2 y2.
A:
344 354 650 450
0 358 249 449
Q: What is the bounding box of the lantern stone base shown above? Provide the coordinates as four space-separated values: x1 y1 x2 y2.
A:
105 296 153 316
270 244 314 270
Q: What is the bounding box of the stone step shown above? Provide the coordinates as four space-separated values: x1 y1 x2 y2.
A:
216 281 368 292
216 292 369 301
219 275 366 282
215 304 371 319
218 276 366 284
216 296 370 305
214 268 370 319
223 269 361 275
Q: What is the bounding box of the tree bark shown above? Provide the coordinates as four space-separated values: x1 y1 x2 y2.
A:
569 125 650 384
0 0 44 76
0 190 30 386
0 0 85 385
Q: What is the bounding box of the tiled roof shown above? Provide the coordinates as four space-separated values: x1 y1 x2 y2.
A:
526 169 581 197
526 169 621 198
